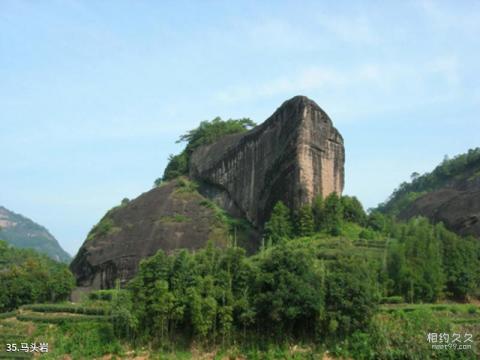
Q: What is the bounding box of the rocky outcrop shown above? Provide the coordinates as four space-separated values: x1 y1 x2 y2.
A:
70 179 259 288
190 96 344 226
399 175 480 238
70 96 345 289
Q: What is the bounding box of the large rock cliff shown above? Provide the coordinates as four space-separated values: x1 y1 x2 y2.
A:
190 96 344 226
70 96 345 289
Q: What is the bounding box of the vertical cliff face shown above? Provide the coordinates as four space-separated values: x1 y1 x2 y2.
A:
189 96 344 226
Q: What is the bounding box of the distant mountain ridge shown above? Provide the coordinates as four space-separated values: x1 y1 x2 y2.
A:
0 206 71 263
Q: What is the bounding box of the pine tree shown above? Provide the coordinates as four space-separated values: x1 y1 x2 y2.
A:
297 204 315 236
264 201 293 244
312 195 324 231
323 193 343 236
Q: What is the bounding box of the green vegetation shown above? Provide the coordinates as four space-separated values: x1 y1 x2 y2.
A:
378 147 480 215
264 201 293 245
156 117 256 184
86 215 121 241
0 240 75 312
160 214 190 223
2 190 479 358
127 241 378 348
0 206 71 263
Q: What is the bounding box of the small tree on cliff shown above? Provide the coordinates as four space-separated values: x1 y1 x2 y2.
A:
264 201 293 244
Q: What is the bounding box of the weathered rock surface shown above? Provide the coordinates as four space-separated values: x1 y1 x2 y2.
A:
70 96 345 289
70 179 258 288
399 175 480 238
190 95 344 226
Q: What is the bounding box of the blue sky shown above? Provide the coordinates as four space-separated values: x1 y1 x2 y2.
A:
1 0 479 256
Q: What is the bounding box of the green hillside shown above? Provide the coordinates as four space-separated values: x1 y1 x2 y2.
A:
377 147 480 216
0 206 71 263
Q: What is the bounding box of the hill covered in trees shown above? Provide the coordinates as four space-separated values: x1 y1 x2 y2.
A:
377 148 480 238
0 206 71 263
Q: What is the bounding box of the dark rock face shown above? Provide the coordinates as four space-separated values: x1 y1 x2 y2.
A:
70 96 345 289
399 176 480 238
190 96 345 226
70 179 243 288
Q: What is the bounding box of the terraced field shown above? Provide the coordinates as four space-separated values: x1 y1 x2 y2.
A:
0 303 110 359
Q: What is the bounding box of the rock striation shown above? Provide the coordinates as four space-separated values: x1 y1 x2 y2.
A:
190 96 344 226
70 96 345 289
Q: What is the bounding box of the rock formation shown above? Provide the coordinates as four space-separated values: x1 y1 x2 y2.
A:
70 179 259 289
190 96 344 226
399 175 480 238
70 96 345 289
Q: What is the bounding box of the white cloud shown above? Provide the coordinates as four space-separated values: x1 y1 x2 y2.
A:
213 55 468 122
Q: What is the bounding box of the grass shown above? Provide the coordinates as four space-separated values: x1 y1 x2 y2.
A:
174 177 199 194
0 311 16 319
86 216 121 241
16 312 109 324
21 303 109 315
380 303 480 314
160 214 190 223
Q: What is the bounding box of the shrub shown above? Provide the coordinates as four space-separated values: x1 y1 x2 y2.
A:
380 296 403 304
88 290 116 301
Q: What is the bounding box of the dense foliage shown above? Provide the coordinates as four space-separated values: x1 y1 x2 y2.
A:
156 117 256 184
0 240 75 312
125 241 378 348
378 147 480 215
263 195 480 304
2 190 479 358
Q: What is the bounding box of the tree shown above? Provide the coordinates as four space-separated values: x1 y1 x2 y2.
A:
253 243 324 336
386 218 445 303
367 211 386 232
297 204 315 236
324 256 378 337
159 117 257 182
110 283 138 339
323 193 343 235
161 151 189 182
312 195 324 231
264 201 293 244
436 224 479 300
341 196 366 225
0 241 75 312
